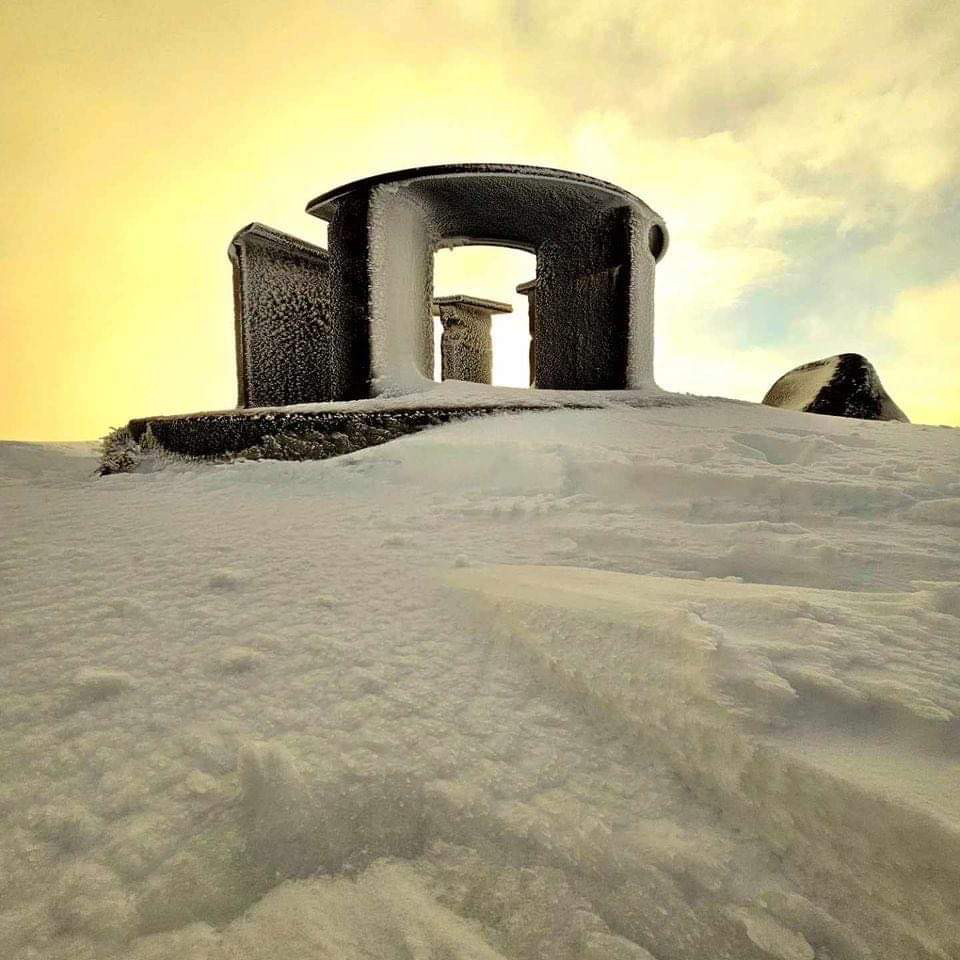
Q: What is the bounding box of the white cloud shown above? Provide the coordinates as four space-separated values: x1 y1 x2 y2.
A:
874 274 960 425
4 0 960 434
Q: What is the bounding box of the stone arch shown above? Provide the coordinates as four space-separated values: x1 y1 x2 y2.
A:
307 164 668 397
230 166 668 408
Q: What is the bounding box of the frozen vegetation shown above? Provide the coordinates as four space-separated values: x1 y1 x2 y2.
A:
1 400 959 959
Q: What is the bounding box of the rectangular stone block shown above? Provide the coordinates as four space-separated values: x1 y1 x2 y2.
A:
230 224 333 407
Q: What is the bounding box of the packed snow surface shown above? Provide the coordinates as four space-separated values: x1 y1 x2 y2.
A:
2 400 959 959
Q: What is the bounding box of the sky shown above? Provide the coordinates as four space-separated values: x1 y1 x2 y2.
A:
2 0 959 439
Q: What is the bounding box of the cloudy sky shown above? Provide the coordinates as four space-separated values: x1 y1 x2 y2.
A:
2 0 958 439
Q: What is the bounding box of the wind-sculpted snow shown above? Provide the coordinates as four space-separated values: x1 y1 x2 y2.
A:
1 402 958 959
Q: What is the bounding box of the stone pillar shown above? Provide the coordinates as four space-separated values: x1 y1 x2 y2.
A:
327 192 376 400
535 205 661 390
229 223 332 408
432 296 512 384
516 279 537 386
326 186 436 397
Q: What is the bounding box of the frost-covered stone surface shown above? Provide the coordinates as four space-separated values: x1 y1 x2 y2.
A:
309 164 668 396
434 296 511 384
763 354 909 422
229 224 333 408
2 401 959 959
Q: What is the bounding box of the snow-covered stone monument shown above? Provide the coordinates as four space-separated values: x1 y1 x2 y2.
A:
130 164 669 458
234 164 668 403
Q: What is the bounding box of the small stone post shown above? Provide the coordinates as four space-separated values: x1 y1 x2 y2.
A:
432 296 512 384
516 279 537 386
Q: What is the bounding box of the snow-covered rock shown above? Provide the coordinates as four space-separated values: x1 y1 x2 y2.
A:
762 353 909 421
1 399 958 959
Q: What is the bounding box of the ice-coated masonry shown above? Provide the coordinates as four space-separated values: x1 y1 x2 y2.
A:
129 165 669 459
432 295 511 385
232 165 668 406
229 224 333 408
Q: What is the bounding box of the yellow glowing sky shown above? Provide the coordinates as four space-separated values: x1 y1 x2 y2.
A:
2 0 959 439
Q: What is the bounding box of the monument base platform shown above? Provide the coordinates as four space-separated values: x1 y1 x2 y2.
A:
118 387 698 470
126 403 573 462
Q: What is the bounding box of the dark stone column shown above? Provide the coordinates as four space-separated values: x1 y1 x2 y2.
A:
432 296 511 383
535 205 655 390
229 224 331 408
516 279 537 386
327 192 375 400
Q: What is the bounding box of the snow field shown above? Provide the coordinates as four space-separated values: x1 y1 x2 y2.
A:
1 400 958 958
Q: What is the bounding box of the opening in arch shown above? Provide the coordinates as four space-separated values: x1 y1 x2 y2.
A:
432 246 537 386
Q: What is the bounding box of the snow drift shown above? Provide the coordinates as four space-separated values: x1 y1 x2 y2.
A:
1 399 958 959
